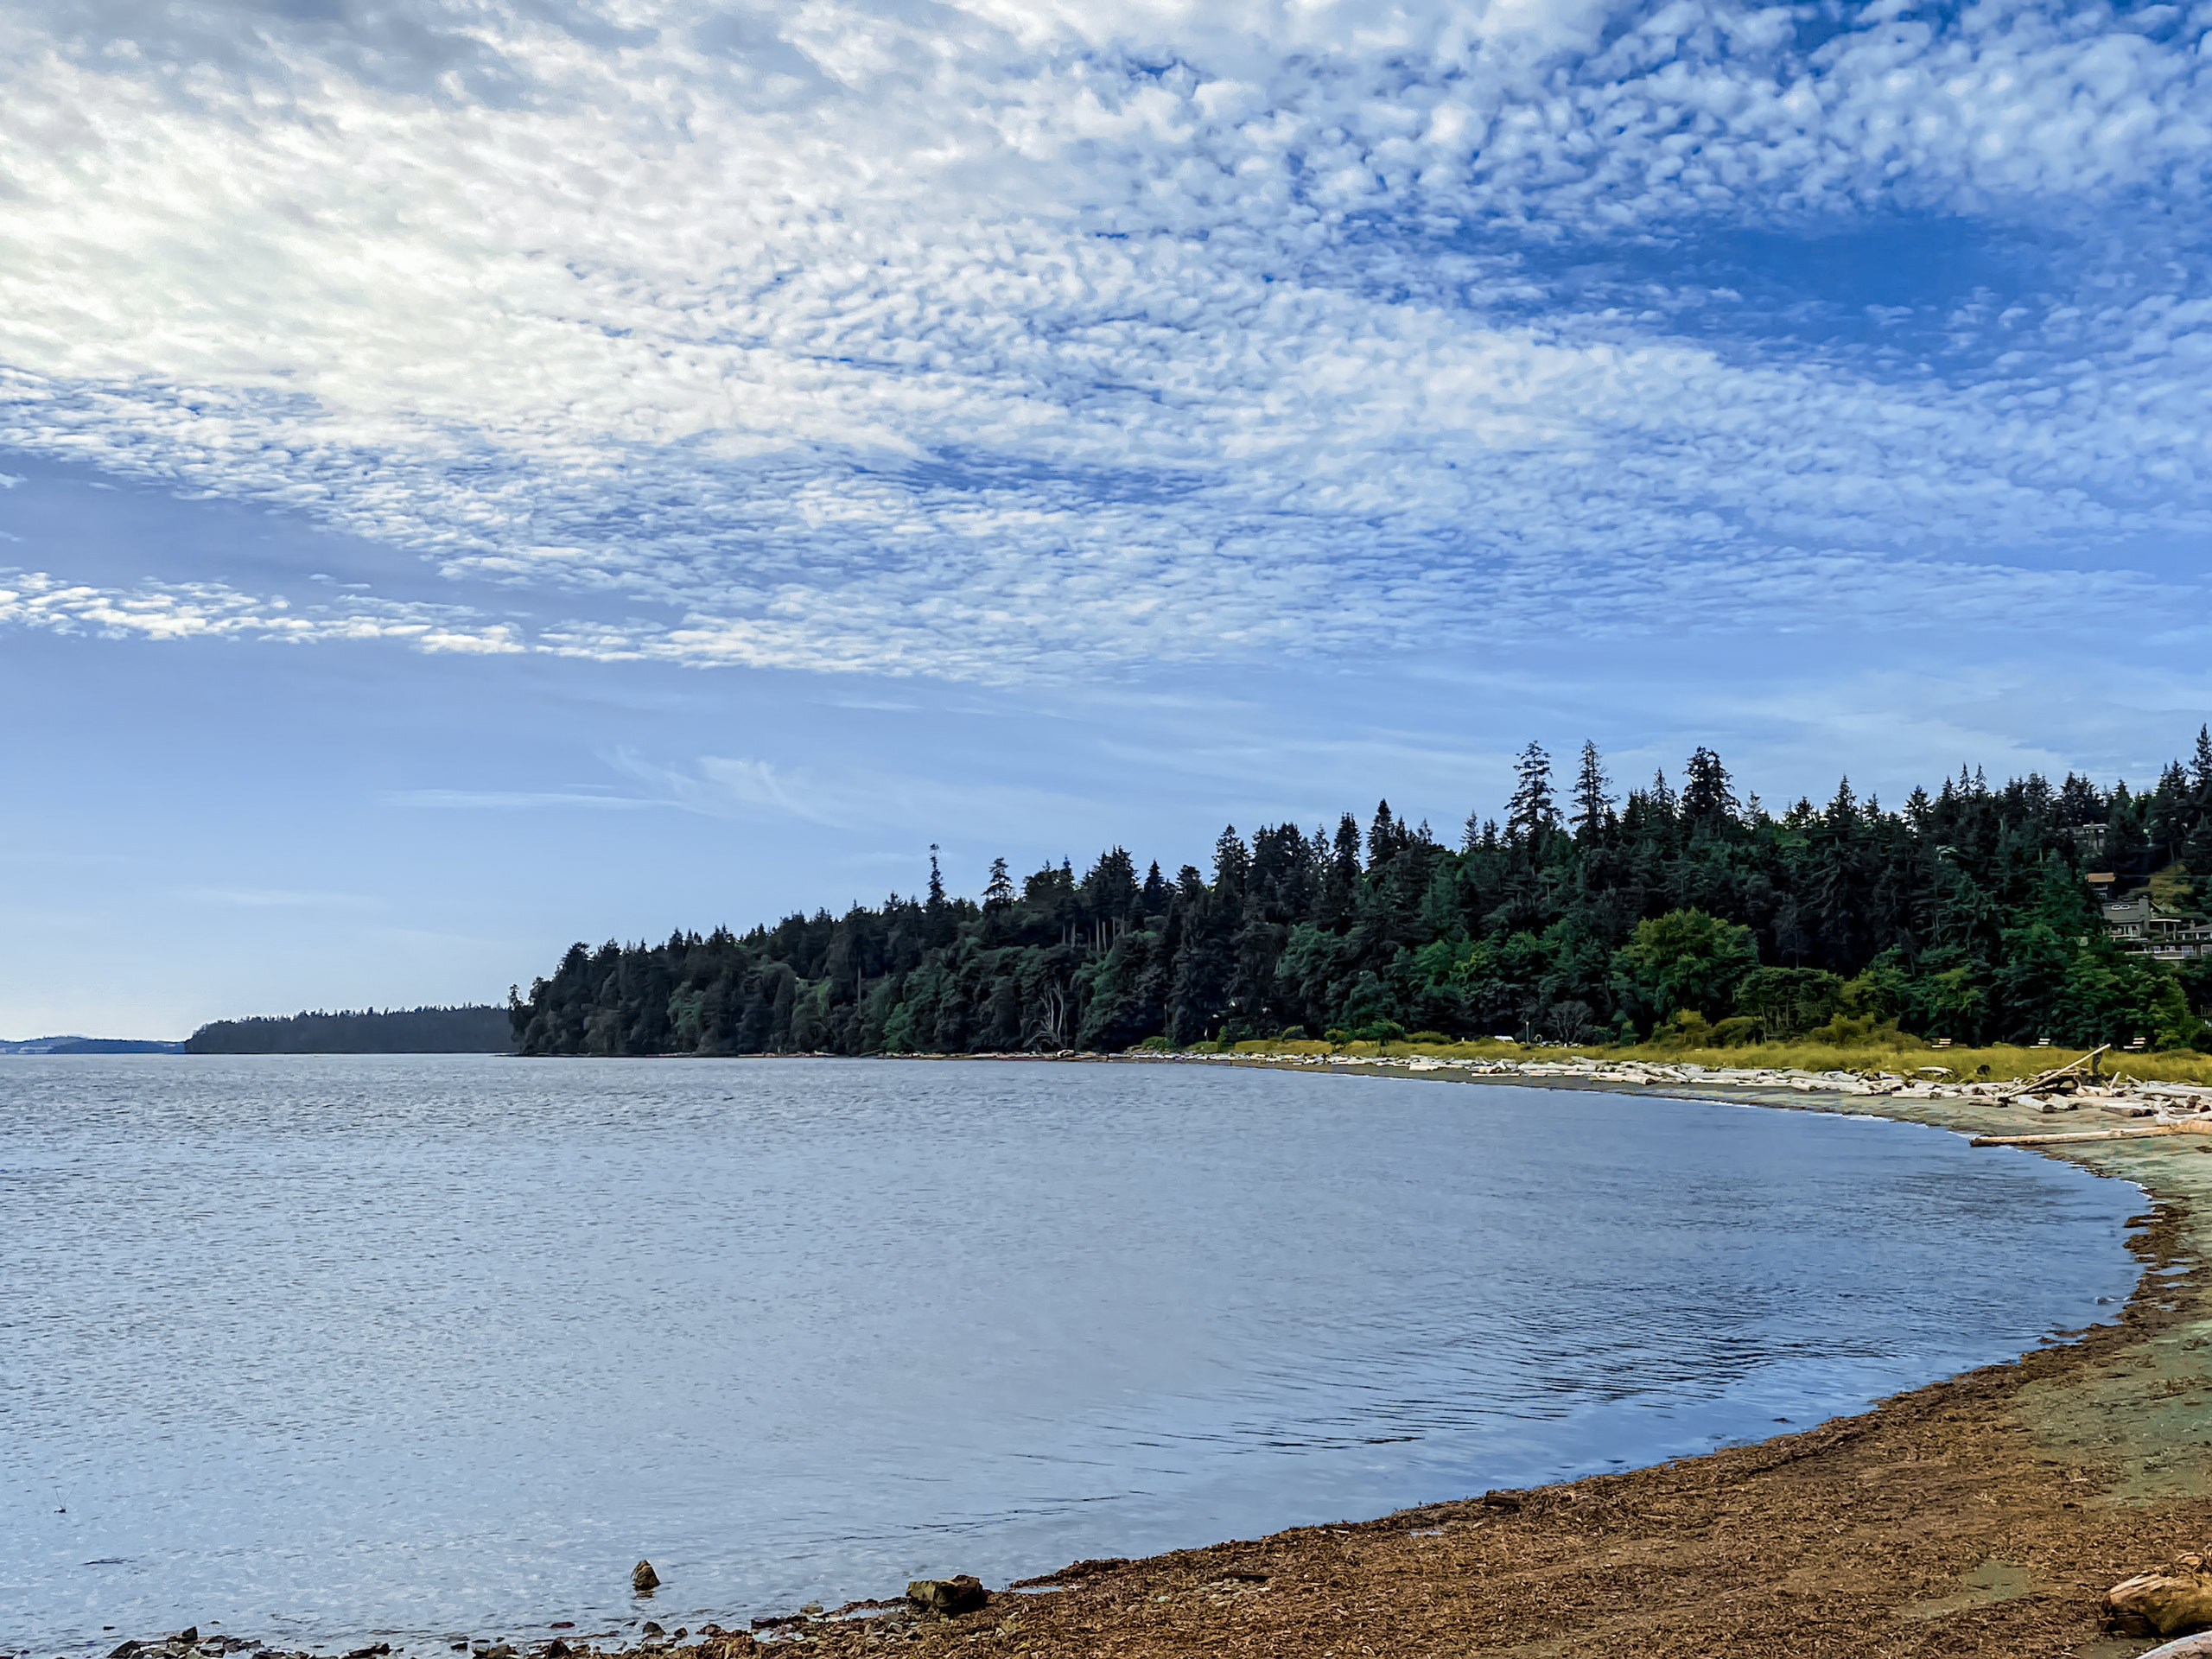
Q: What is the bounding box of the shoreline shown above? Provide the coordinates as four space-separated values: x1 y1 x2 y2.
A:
69 1061 2212 1658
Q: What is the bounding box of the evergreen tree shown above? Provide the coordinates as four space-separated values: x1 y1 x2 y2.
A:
1366 800 1400 868
2184 815 2212 887
1212 826 1250 900
1571 741 1612 842
1323 814 1363 925
1681 747 1738 826
1507 742 1556 840
1140 860 1171 914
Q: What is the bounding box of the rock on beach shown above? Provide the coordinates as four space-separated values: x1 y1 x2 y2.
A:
905 1576 988 1618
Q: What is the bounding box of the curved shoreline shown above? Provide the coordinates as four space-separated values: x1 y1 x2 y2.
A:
757 1062 2212 1654
67 1062 2209 1658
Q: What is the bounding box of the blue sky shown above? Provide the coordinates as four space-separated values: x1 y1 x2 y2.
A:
3 0 2211 1037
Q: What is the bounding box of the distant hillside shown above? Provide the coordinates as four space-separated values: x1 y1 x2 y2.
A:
186 1006 512 1054
0 1036 187 1054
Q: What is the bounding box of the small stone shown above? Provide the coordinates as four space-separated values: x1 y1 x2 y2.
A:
639 1626 663 1639
800 1605 823 1617
110 1644 140 1659
176 1635 199 1649
632 1561 660 1596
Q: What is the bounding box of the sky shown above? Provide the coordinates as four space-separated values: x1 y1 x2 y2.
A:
3 0 2211 1037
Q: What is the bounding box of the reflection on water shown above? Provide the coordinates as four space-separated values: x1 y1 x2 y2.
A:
0 1056 2141 1649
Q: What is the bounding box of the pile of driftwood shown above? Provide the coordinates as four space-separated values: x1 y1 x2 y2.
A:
1164 1045 2212 1128
1968 1047 2212 1148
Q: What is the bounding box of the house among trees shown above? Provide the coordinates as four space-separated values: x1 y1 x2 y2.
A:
2102 893 2212 962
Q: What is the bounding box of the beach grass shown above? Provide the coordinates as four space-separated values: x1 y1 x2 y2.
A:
1217 1034 2212 1085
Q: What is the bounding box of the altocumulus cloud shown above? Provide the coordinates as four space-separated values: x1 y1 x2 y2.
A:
1 0 2209 681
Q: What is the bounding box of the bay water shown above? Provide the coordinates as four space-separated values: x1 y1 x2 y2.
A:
0 1057 2143 1652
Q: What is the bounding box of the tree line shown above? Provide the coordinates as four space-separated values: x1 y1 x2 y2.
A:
187 1006 513 1054
509 728 2212 1058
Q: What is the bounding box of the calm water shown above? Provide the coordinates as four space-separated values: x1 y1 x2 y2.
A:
0 1057 2142 1652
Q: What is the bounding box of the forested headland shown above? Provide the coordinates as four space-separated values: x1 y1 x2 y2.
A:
187 1006 513 1054
509 730 2212 1058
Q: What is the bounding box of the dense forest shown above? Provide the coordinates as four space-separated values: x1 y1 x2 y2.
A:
510 730 2212 1058
188 1006 512 1054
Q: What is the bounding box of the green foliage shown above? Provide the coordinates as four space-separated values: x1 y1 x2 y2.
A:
507 731 2212 1058
1645 1010 1718 1050
1733 967 1844 1042
1614 909 1759 1025
1801 1012 1920 1049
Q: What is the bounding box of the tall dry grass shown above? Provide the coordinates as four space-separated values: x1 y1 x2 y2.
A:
1223 1035 2212 1085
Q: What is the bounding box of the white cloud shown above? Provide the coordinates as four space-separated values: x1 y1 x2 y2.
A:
0 568 527 651
0 0 2208 678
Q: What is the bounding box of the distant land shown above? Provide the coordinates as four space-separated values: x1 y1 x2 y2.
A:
185 1006 512 1054
0 1036 188 1054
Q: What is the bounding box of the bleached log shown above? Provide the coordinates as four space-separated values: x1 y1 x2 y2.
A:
1972 1120 2212 1148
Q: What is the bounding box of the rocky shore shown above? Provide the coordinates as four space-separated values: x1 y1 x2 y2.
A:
60 1059 2212 1658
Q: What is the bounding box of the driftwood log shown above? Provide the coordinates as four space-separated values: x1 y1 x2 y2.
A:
2105 1557 2212 1637
1992 1044 2112 1103
1973 1121 2212 1148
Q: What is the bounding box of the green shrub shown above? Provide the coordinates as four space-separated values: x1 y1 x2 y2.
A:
1734 967 1843 1041
1645 1009 1716 1049
1802 1012 1922 1049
